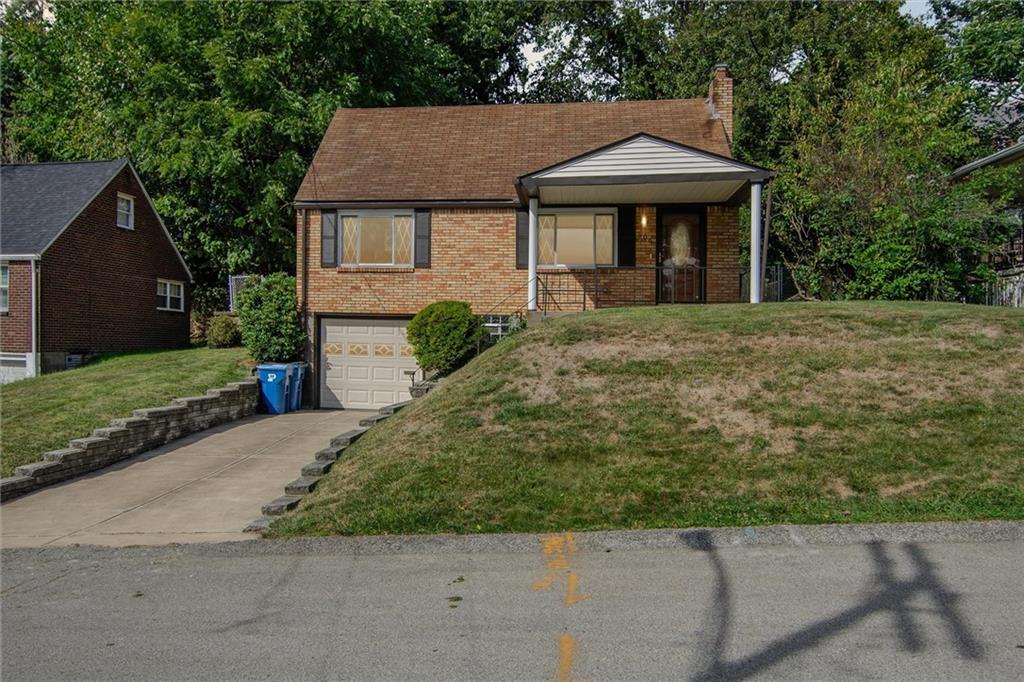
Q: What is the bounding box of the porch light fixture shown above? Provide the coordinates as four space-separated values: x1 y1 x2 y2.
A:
641 213 648 228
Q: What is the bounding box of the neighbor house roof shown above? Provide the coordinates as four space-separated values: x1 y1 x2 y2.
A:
950 138 1024 179
1 159 127 255
295 99 733 204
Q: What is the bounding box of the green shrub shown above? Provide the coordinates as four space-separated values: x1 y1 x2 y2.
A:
206 314 241 348
406 300 487 375
236 273 306 363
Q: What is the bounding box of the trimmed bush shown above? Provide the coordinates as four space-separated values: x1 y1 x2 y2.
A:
237 273 306 363
406 300 487 375
206 314 241 348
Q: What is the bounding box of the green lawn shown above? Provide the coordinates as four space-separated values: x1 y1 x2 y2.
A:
268 301 1024 538
0 347 251 477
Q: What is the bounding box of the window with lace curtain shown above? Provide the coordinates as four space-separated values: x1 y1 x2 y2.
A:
322 212 414 267
538 210 616 267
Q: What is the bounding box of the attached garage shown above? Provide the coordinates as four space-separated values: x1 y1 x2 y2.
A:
319 317 420 409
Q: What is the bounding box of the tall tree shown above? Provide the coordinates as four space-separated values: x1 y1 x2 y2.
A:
931 0 1024 144
1 0 537 291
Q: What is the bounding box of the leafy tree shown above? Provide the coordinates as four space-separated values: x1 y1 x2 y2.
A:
932 0 1024 144
0 0 537 291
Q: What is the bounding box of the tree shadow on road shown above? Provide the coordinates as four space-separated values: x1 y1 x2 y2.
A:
680 531 983 681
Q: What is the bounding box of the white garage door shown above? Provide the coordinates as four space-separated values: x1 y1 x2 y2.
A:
320 318 420 409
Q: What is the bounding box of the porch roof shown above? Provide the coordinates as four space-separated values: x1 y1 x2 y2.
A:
517 133 774 205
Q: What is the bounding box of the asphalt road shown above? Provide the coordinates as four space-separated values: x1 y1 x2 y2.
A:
2 523 1022 681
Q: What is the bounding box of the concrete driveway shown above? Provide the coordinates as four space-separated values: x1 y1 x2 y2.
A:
0 410 371 548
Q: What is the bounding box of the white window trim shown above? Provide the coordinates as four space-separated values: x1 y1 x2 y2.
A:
116 192 135 230
0 263 9 313
337 210 415 268
157 278 185 312
537 207 618 269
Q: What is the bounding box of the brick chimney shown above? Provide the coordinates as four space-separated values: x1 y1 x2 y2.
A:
708 63 734 146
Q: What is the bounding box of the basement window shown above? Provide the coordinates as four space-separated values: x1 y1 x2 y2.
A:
116 193 135 229
157 279 184 312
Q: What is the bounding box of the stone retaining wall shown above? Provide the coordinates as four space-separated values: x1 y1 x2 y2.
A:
0 378 259 502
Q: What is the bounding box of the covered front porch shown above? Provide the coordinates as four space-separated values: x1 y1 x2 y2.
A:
516 134 774 311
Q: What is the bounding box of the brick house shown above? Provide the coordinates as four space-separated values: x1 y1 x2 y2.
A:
295 66 775 409
0 159 191 382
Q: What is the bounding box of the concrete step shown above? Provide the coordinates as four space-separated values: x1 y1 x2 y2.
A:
261 495 302 516
358 414 389 427
330 428 368 448
301 460 333 477
315 446 345 462
243 517 275 533
285 477 320 496
378 400 413 416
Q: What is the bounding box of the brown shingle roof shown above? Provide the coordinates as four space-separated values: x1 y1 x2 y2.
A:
295 99 731 203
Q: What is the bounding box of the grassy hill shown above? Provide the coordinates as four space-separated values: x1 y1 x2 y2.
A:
0 347 251 477
268 302 1024 537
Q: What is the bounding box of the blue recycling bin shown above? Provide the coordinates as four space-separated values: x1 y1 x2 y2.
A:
256 363 291 415
287 363 306 412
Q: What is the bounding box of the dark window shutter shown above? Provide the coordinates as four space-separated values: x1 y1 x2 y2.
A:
617 205 636 267
516 209 529 269
414 209 431 268
320 211 337 267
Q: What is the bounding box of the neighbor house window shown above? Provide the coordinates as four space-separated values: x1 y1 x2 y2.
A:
539 211 615 267
116 193 134 229
157 279 184 312
338 213 414 266
0 264 8 312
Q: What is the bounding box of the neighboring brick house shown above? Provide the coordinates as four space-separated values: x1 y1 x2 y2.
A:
295 66 775 409
0 159 191 382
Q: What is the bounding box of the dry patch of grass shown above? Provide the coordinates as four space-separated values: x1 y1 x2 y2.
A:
268 302 1024 538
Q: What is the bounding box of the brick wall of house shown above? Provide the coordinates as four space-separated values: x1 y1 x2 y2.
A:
0 260 33 353
298 203 741 321
636 206 657 266
40 166 190 363
706 205 742 303
298 207 528 316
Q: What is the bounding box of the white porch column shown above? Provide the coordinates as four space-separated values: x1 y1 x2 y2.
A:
527 197 539 311
749 181 764 304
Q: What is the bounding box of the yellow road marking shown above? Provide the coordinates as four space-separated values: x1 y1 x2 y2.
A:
533 533 569 591
564 571 589 605
534 535 586 681
556 634 576 682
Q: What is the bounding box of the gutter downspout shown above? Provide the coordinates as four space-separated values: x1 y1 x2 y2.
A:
30 259 39 377
301 208 310 328
301 208 312 408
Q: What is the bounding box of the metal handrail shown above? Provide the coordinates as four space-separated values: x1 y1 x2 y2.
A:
533 265 745 310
